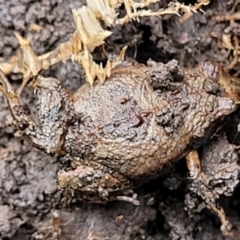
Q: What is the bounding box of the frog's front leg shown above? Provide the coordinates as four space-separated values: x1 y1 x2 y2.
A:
57 163 139 205
186 151 233 236
0 70 75 154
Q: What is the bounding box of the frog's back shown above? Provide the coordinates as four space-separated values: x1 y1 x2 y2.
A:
69 64 236 180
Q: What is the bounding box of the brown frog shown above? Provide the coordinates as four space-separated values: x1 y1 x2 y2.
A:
0 60 239 235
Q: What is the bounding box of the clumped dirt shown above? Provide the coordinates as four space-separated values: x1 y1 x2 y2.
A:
1 0 240 239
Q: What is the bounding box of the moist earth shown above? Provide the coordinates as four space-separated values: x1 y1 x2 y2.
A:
1 0 240 239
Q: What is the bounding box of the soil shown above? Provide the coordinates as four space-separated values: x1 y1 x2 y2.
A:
1 0 240 239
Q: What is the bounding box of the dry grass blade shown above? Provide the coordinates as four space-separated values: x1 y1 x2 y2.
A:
0 0 211 90
72 7 112 48
179 0 210 24
211 31 235 51
0 62 13 76
73 46 127 85
87 0 116 26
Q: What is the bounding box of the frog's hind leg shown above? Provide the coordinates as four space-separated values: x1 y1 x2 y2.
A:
0 71 75 154
57 164 139 205
186 150 233 236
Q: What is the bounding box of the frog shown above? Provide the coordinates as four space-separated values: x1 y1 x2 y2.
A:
0 59 239 236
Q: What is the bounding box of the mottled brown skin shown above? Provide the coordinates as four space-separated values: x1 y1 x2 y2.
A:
60 61 238 196
0 61 239 204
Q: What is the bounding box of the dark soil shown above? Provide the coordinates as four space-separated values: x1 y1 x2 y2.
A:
1 0 240 239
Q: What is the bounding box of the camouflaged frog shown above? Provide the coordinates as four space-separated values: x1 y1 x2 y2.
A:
0 60 240 236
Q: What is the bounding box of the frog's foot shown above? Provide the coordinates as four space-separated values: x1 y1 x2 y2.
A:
0 71 75 154
186 151 233 236
57 165 139 205
201 133 240 197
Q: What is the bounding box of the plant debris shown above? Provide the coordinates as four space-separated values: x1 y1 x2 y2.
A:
0 0 210 93
2 0 240 240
